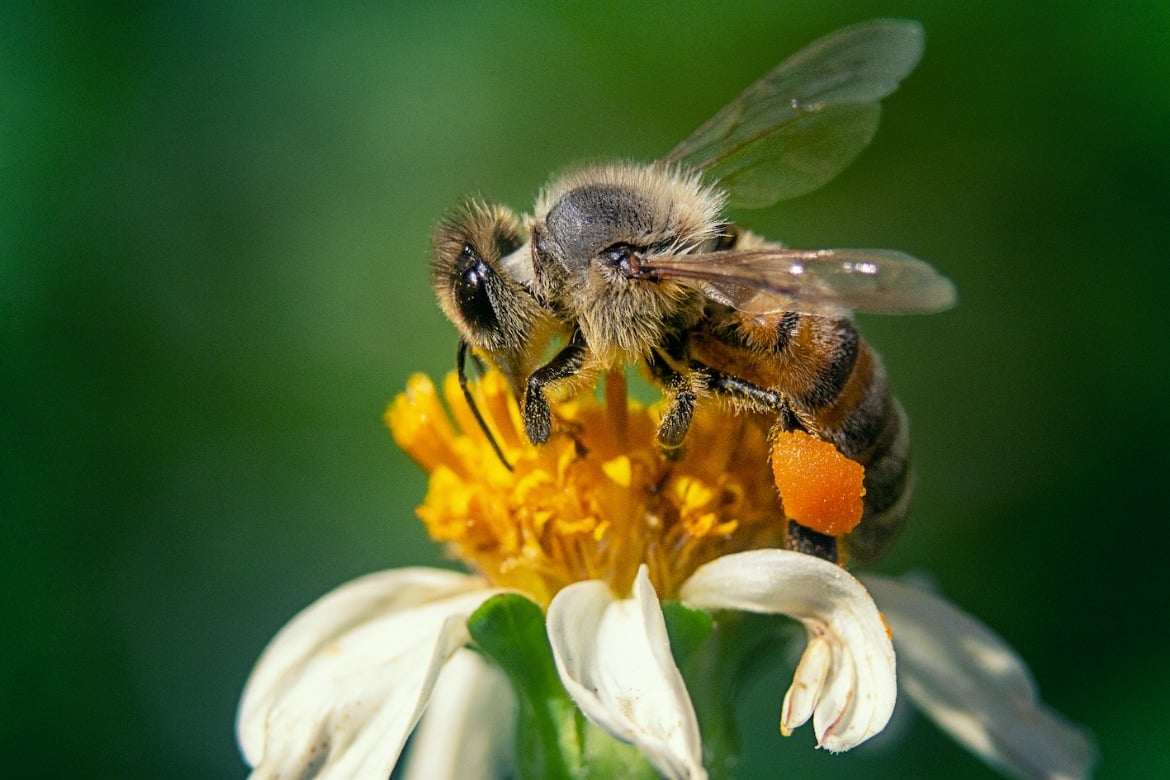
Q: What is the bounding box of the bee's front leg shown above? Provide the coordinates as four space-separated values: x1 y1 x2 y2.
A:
645 334 707 460
646 361 699 461
457 340 512 470
523 331 587 445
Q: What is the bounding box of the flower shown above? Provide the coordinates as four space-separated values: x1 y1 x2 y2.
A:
237 371 1095 779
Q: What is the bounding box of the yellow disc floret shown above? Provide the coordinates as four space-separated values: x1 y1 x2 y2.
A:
387 370 823 605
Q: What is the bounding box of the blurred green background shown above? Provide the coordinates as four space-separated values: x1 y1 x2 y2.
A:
4 2 1167 777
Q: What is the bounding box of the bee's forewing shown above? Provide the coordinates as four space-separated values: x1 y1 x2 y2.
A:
642 247 956 315
663 19 924 209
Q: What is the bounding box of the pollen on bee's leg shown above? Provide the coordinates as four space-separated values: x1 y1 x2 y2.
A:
771 430 866 539
654 387 695 461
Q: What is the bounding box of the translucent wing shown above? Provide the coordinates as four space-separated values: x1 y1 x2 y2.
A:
663 19 924 209
639 247 956 316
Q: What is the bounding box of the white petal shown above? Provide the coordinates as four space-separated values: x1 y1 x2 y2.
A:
238 567 485 759
402 648 516 780
237 567 501 779
781 635 831 735
679 549 896 752
547 566 706 780
863 575 1097 780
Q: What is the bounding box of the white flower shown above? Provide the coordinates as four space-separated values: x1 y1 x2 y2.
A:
238 550 895 780
679 549 896 751
238 372 1094 779
238 554 1094 780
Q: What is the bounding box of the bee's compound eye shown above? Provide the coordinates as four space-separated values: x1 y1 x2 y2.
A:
453 244 499 333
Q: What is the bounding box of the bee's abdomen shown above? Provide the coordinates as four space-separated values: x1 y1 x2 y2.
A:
801 329 913 562
842 393 913 563
693 312 914 562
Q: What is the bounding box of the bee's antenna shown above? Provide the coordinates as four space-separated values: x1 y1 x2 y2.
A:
457 340 514 471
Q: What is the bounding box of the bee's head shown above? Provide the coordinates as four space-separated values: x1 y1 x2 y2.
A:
431 201 550 376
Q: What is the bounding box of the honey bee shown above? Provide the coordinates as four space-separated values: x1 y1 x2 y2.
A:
430 19 955 562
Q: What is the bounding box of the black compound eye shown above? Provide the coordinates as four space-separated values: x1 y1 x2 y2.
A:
453 243 499 332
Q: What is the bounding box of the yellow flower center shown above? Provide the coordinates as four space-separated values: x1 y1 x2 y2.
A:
386 370 790 606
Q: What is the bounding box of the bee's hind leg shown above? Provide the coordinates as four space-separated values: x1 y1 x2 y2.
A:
702 368 841 564
784 521 839 563
702 368 805 432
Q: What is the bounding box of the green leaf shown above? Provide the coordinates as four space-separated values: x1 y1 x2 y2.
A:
468 593 579 780
662 600 714 669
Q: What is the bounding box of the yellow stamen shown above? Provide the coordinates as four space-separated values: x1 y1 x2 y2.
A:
387 371 796 606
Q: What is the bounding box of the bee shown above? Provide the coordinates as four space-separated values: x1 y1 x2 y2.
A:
430 19 955 562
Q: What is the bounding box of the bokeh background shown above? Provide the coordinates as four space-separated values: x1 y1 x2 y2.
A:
4 2 1167 777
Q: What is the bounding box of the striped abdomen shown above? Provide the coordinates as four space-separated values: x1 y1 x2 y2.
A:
688 309 912 563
